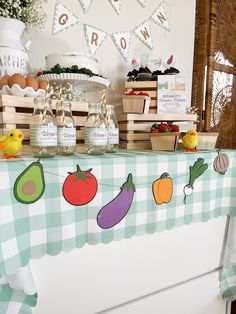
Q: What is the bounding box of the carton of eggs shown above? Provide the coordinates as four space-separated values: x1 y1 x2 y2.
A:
0 73 49 97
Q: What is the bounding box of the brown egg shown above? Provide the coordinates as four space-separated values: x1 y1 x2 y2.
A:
38 80 49 91
0 74 10 89
8 73 26 89
26 76 38 91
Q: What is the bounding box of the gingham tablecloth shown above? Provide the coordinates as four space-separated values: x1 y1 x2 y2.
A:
0 149 236 313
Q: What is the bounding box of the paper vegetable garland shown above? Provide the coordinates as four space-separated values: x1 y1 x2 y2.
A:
184 158 208 204
52 2 79 35
152 173 173 205
213 150 230 175
13 161 45 204
63 166 98 206
97 173 135 229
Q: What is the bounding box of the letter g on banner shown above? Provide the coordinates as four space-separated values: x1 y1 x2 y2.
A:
59 13 68 25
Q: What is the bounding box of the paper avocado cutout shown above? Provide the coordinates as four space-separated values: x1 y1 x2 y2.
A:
14 161 45 204
183 158 208 204
63 165 98 206
97 173 135 229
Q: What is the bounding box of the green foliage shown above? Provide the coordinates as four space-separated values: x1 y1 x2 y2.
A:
43 64 100 77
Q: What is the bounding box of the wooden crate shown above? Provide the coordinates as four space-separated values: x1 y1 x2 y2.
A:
125 81 157 113
118 113 197 150
0 95 89 147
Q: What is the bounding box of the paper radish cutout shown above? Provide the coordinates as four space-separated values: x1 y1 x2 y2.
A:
184 158 208 204
14 160 45 204
63 165 98 206
152 173 173 205
213 150 230 175
97 173 135 229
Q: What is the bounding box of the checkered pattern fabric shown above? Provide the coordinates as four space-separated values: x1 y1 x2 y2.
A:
0 150 236 313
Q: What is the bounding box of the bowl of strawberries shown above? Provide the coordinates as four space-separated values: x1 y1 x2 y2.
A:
150 123 179 151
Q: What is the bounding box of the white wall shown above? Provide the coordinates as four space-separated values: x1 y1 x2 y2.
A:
24 0 196 106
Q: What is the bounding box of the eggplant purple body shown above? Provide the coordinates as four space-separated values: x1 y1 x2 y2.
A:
97 173 135 229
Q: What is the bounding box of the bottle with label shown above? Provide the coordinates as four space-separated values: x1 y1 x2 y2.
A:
105 104 119 153
55 100 76 155
84 103 107 155
30 97 57 158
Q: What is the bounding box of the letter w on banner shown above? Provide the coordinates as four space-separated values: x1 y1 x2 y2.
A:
150 2 170 31
134 20 153 49
111 32 131 61
84 25 107 56
52 2 79 35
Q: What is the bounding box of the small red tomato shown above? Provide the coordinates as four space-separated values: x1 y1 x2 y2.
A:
63 166 98 206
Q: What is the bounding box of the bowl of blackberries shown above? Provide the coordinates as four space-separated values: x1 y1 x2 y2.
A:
127 66 180 81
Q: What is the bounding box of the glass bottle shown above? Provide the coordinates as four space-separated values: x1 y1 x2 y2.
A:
105 104 119 153
55 101 76 155
84 103 107 155
30 97 57 158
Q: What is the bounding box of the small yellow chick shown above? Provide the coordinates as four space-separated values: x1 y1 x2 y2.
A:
0 129 24 159
182 130 198 152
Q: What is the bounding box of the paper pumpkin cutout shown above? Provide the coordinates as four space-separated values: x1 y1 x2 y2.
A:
63 165 98 206
97 173 135 229
52 2 79 35
152 173 173 205
150 2 170 31
84 24 107 56
134 20 153 50
111 31 131 61
184 158 208 204
13 161 45 204
213 150 230 175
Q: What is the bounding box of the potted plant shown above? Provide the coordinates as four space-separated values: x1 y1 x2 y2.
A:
0 0 47 76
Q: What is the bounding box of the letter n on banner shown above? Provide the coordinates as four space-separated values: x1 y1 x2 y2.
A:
52 2 79 35
84 25 107 56
150 2 170 31
134 20 153 49
111 32 131 61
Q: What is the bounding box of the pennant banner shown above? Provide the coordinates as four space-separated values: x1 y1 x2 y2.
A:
84 25 107 56
134 20 153 50
52 2 79 35
137 0 146 7
109 0 122 14
112 31 131 61
79 0 93 14
151 2 170 31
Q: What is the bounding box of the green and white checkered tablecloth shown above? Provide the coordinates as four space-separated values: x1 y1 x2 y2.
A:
0 149 236 313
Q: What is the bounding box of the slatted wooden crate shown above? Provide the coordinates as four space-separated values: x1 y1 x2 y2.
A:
118 113 197 150
125 81 157 113
0 95 89 148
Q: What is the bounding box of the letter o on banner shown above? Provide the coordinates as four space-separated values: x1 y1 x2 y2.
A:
59 14 68 25
120 37 127 49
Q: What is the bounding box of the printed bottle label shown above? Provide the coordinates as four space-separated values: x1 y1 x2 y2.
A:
84 127 107 146
57 127 76 147
30 125 57 147
108 128 119 144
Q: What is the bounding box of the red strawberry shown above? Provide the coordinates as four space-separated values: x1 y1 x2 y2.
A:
170 125 179 132
150 129 160 133
138 92 149 97
36 71 43 77
159 124 172 132
128 91 137 95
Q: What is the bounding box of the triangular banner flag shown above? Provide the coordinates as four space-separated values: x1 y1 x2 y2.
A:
84 25 107 56
137 0 146 7
150 2 170 31
109 0 122 15
111 31 131 61
134 20 153 49
52 2 79 35
79 0 93 14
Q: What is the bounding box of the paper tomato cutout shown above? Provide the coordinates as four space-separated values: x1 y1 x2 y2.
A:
63 165 98 206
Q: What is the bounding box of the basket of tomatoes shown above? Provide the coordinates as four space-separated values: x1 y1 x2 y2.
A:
122 91 150 114
150 123 179 151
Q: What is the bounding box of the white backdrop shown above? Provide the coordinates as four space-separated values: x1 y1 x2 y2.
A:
24 0 196 106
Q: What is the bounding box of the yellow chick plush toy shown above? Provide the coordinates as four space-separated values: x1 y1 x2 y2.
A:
0 129 24 159
182 130 198 152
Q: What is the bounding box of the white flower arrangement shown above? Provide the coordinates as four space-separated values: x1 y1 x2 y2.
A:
0 0 47 30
